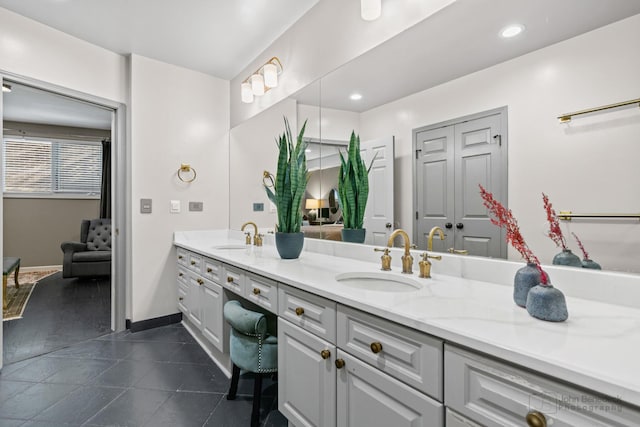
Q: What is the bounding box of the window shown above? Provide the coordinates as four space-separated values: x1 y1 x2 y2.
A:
3 137 102 197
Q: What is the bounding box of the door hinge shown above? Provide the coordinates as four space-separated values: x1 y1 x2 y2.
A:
493 134 502 146
415 149 422 159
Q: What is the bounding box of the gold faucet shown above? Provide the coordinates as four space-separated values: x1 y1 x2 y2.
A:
419 252 442 278
427 226 445 251
387 229 414 274
241 222 262 246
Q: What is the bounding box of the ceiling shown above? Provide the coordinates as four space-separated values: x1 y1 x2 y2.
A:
292 0 640 112
0 0 319 80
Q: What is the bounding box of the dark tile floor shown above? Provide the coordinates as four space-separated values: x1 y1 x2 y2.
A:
0 323 288 426
3 272 111 364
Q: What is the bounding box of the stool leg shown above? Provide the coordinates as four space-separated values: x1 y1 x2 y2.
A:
227 363 240 400
251 374 263 427
14 265 19 289
3 275 7 310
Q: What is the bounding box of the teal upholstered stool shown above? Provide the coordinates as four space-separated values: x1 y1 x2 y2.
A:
223 300 277 427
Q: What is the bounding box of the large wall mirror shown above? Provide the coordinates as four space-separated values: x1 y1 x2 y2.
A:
229 3 640 274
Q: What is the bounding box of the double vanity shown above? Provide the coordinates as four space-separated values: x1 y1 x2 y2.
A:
174 229 640 426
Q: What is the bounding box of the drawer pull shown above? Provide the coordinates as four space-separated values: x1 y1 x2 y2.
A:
190 260 196 265
206 267 213 273
178 297 184 301
370 342 383 354
252 288 261 295
295 307 304 316
335 358 345 369
227 277 234 283
178 273 183 277
178 255 183 259
320 349 331 360
526 411 547 427
196 278 204 285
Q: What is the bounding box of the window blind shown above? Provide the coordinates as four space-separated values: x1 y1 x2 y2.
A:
3 138 102 196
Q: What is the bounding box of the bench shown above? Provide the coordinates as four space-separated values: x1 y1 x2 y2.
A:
3 257 20 309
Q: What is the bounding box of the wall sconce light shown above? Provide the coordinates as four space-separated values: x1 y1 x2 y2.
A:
241 57 283 104
2 83 12 93
361 0 381 21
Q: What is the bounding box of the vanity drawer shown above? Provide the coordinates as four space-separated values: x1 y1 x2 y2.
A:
177 282 188 314
186 252 203 273
177 266 188 285
222 264 245 295
337 304 443 401
278 283 336 343
176 247 189 267
245 273 277 313
203 257 222 283
445 344 640 427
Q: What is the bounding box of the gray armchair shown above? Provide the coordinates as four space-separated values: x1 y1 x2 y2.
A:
61 218 111 278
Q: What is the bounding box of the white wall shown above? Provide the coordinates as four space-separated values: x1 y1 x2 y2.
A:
229 98 296 231
0 8 126 103
359 15 640 272
230 0 456 127
129 54 229 322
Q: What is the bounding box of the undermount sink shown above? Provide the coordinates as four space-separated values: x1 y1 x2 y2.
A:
335 271 422 292
212 244 249 250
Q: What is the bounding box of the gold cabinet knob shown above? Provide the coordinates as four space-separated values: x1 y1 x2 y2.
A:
295 307 304 316
190 260 196 265
320 349 331 360
178 255 183 259
178 272 183 277
206 267 213 273
335 358 345 369
227 277 234 283
253 288 260 295
196 278 204 285
179 297 184 301
370 342 383 354
526 411 547 427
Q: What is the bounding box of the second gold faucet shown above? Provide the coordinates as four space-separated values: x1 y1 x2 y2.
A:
241 221 263 246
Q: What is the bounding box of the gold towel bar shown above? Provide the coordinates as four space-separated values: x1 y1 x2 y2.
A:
558 97 640 123
559 211 640 221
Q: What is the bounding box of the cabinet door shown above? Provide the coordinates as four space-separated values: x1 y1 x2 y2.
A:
187 274 203 329
278 319 336 427
202 281 224 351
336 350 443 427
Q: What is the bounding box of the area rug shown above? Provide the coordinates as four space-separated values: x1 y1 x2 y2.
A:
3 269 60 321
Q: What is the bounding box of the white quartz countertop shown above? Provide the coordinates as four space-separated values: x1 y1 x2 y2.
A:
174 230 640 408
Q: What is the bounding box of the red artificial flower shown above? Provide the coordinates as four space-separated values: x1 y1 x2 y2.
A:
479 184 547 284
572 232 590 261
542 193 567 250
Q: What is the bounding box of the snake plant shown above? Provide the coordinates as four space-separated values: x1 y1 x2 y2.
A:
263 117 308 233
338 131 374 230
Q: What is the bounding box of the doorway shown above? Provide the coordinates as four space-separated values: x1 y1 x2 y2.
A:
0 74 127 367
413 107 508 257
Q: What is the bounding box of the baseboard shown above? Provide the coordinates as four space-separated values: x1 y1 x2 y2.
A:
126 312 182 332
20 265 63 273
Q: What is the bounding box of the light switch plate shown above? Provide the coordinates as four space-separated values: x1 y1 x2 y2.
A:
189 201 203 212
170 200 181 213
140 198 152 214
253 202 264 212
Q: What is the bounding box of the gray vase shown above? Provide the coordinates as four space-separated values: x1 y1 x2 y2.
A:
275 232 304 259
513 263 541 307
552 248 582 267
525 283 569 322
341 228 366 244
582 259 602 270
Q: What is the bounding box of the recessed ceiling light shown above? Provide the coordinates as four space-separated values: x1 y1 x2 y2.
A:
350 93 363 101
501 24 525 38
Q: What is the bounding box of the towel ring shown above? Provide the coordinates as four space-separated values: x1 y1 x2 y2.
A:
178 164 197 183
263 170 275 188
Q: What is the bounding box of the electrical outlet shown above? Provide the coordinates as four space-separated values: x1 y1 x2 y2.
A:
253 202 264 212
189 201 203 212
140 198 152 214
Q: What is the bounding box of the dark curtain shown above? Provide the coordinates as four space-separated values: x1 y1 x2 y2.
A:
99 138 111 218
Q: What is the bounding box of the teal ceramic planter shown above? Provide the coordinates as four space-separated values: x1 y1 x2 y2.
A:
513 263 541 307
526 283 569 322
341 228 366 244
582 259 602 270
552 249 582 267
275 232 304 259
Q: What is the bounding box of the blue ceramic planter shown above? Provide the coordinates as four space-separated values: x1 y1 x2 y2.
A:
582 259 602 270
513 263 541 307
552 249 582 267
275 232 304 259
341 228 366 244
526 283 569 322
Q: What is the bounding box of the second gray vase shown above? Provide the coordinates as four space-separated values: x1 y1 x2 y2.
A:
552 248 582 267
